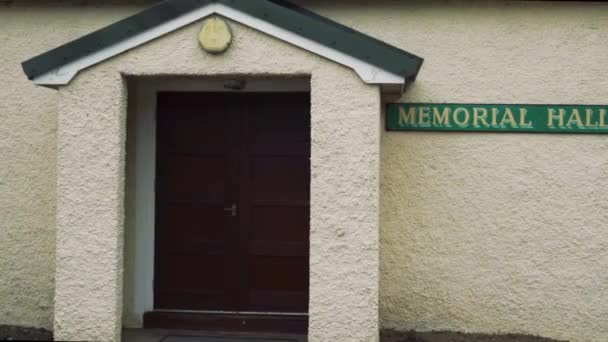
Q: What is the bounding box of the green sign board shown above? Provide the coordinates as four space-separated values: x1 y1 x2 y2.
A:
386 103 608 133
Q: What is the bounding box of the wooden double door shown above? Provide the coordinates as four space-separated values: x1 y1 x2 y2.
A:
151 92 310 331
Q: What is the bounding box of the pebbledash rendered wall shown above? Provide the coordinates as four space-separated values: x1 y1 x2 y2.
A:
0 1 607 342
374 3 608 342
0 2 150 332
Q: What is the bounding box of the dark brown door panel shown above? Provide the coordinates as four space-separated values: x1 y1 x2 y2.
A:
151 92 310 332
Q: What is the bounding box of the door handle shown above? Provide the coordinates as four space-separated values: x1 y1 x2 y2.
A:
224 203 237 217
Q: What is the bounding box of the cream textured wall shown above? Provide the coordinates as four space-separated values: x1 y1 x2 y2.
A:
318 2 608 342
0 2 145 331
54 16 380 342
2 1 608 342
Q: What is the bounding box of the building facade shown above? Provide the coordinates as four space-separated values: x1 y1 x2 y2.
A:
1 1 607 341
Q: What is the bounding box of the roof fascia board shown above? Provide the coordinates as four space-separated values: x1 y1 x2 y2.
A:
22 0 211 82
24 0 422 88
216 4 405 85
236 0 422 79
31 3 218 87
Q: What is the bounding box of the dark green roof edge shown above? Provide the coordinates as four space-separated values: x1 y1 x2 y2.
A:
234 0 423 80
22 0 423 82
22 0 211 80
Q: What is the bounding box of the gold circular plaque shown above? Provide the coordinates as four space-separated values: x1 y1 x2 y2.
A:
198 17 232 54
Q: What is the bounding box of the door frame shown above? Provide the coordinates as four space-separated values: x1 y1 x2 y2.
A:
129 77 311 325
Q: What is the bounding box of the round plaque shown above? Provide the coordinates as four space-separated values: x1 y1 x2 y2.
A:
198 17 232 54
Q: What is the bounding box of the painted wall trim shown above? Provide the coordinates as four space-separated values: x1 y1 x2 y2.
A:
22 1 422 88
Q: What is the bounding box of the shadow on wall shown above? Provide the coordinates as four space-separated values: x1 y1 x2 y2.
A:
0 325 569 342
381 329 567 342
0 325 53 341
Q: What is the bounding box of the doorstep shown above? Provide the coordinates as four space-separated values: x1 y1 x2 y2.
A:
122 328 307 342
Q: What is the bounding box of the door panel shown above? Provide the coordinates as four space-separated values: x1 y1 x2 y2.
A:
240 94 310 313
154 92 310 318
155 92 239 312
251 206 309 242
163 155 227 201
159 204 226 244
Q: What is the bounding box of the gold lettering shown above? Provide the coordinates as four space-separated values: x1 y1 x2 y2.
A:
500 108 518 128
585 109 598 127
491 108 499 127
519 108 533 127
473 108 489 127
566 109 584 127
432 107 450 126
559 109 568 127
398 107 416 126
601 109 607 127
453 108 470 127
547 108 564 128
418 107 431 126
